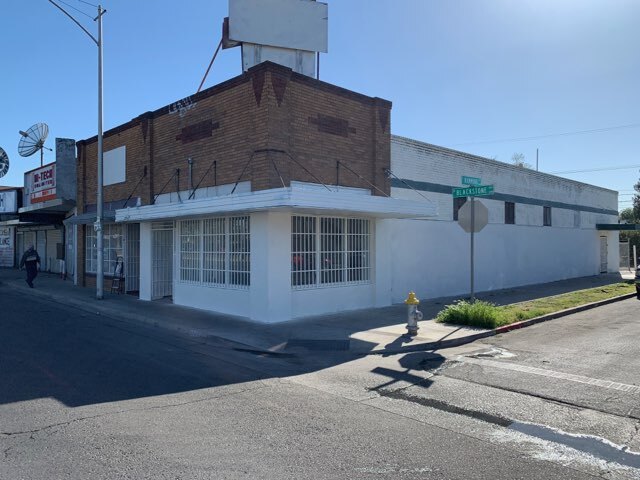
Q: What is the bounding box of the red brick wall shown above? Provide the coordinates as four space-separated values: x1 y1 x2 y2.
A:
77 62 391 214
76 62 392 285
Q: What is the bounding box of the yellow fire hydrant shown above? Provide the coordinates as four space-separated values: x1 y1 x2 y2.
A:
404 291 423 336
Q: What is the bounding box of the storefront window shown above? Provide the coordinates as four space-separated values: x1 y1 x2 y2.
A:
85 224 123 276
292 216 370 289
178 216 250 288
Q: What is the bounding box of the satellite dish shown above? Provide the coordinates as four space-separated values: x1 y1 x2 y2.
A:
0 147 9 178
18 122 51 167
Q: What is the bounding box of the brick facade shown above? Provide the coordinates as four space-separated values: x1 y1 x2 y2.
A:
75 62 392 286
77 62 391 212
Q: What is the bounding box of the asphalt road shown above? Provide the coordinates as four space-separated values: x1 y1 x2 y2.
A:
1 285 638 479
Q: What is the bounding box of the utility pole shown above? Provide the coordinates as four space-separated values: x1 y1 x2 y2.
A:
48 1 106 299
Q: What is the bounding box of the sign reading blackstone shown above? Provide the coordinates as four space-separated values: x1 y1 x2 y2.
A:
452 185 494 198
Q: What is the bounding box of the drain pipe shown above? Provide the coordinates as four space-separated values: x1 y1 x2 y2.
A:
188 157 194 198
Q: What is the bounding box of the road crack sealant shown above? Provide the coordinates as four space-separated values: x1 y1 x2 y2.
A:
376 387 640 471
0 383 268 438
420 352 640 422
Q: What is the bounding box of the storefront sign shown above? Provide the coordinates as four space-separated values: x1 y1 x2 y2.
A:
0 226 14 267
25 163 56 204
0 190 18 213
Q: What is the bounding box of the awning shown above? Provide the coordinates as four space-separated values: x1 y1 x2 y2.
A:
0 219 37 227
115 184 438 223
597 224 640 231
18 198 75 215
64 211 117 225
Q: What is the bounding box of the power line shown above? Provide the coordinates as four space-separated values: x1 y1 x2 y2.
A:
450 122 640 147
76 0 98 7
58 0 93 19
550 164 640 175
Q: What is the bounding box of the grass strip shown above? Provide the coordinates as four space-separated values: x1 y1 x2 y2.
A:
436 282 636 329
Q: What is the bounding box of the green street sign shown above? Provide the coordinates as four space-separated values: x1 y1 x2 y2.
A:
452 185 494 198
461 176 481 186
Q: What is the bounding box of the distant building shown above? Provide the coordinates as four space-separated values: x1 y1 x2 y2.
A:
0 139 76 273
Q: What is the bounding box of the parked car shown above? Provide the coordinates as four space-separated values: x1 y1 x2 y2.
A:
636 265 640 299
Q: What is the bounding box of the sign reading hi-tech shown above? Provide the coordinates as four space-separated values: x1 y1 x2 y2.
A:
25 163 56 203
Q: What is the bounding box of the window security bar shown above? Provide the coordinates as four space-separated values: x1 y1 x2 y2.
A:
291 215 371 290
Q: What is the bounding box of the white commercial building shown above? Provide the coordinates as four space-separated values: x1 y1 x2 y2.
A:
109 133 619 324
386 136 619 302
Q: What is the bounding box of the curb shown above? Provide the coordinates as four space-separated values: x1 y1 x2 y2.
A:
370 292 638 356
4 280 278 355
5 277 637 358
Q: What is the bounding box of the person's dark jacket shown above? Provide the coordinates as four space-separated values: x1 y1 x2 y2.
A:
19 247 41 269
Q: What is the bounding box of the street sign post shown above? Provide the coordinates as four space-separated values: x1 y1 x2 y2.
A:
457 199 489 301
453 179 494 301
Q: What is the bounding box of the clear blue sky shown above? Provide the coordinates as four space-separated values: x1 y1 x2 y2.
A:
1 0 639 211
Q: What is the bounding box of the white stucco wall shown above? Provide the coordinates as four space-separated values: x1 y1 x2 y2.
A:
388 136 620 301
388 219 616 302
147 210 387 322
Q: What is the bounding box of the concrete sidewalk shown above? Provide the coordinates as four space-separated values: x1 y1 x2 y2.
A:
0 267 635 356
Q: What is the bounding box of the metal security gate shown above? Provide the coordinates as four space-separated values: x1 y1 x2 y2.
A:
620 241 630 270
152 222 173 299
600 236 608 273
36 230 46 268
126 223 140 293
46 228 63 273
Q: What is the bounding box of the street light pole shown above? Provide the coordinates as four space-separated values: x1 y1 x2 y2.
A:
96 5 105 299
48 1 106 299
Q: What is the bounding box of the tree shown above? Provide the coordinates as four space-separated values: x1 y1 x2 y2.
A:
511 153 532 169
620 207 637 224
633 178 640 220
620 186 640 267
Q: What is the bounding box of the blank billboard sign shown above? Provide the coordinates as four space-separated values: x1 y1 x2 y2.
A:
104 146 126 186
229 0 328 53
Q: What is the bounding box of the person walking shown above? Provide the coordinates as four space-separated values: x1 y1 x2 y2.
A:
19 244 41 288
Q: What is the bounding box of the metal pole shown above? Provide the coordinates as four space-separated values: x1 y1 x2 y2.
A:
536 148 539 171
96 4 104 299
634 245 638 269
470 196 475 301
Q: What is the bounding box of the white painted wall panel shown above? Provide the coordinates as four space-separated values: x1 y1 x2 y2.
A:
291 284 375 318
104 146 126 186
173 283 251 318
388 218 610 302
